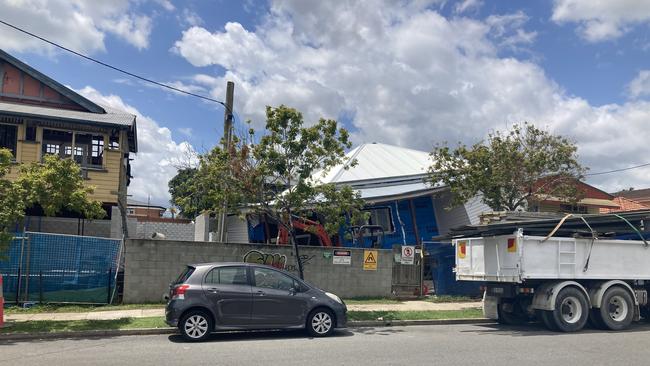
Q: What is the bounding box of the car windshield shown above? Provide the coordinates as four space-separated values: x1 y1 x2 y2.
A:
172 266 195 285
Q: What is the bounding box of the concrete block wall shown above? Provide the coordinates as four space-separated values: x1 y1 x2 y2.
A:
123 239 393 303
135 221 194 241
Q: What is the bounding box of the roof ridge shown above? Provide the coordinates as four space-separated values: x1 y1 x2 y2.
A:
0 49 105 114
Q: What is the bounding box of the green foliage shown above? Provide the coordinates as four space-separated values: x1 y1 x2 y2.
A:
427 123 586 211
0 149 105 252
17 155 105 219
190 105 366 246
168 168 210 219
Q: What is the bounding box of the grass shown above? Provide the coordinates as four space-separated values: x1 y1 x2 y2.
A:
0 309 484 334
0 317 168 334
4 303 165 315
425 295 480 303
347 308 483 321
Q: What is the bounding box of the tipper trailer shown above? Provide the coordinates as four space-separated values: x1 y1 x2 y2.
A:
452 211 650 332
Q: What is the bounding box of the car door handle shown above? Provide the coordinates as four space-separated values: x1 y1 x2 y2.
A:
256 290 265 296
207 287 219 293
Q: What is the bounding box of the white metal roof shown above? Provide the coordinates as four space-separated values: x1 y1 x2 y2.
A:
313 142 433 185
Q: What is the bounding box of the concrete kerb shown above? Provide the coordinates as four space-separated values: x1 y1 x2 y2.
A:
0 318 494 341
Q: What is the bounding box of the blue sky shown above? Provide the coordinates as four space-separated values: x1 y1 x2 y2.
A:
1 0 649 205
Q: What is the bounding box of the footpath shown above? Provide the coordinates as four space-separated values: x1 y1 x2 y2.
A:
5 301 482 323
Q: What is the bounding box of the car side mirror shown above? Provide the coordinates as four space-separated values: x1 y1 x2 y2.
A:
289 287 297 295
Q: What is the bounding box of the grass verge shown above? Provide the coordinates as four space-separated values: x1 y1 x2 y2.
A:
347 309 483 321
0 309 483 334
343 298 402 305
4 303 165 315
425 295 480 303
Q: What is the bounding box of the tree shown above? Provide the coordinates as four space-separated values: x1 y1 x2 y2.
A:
168 168 210 219
195 105 367 279
0 149 25 251
0 149 106 252
427 123 586 211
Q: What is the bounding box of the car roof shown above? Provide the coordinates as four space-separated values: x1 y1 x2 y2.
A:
190 262 254 268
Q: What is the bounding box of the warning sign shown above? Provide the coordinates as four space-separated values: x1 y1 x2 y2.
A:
333 250 351 265
401 245 415 265
363 250 378 270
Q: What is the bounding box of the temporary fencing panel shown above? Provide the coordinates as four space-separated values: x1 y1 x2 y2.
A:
0 232 122 304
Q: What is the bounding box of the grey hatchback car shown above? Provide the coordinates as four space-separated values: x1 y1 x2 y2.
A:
165 262 347 341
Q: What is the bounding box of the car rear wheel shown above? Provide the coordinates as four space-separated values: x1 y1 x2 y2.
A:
180 310 213 342
307 309 335 337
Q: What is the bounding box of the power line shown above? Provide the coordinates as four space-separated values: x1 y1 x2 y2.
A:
586 162 650 176
0 19 231 112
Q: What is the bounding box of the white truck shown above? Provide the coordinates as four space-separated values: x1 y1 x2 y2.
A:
454 229 650 332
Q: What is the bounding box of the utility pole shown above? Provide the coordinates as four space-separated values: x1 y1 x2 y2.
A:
216 81 234 243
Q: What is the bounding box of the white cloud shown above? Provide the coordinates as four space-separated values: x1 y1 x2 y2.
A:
552 0 650 42
178 8 204 27
0 0 156 54
455 0 482 14
173 0 650 192
76 86 196 205
178 127 193 137
627 70 650 99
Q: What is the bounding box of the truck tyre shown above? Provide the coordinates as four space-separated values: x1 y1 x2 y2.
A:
588 309 606 329
538 309 559 331
550 287 589 332
596 286 634 331
497 300 526 325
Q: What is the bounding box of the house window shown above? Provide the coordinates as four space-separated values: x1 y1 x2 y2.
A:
127 208 135 215
0 124 18 157
74 133 104 168
42 129 72 159
109 131 120 150
25 126 37 142
362 207 395 233
559 204 588 214
41 129 104 168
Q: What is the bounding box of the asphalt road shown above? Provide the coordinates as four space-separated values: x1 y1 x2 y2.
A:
4 323 650 366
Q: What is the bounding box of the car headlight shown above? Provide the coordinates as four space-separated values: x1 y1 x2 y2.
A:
325 292 342 304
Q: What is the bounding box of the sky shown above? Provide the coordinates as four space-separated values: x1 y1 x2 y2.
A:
0 0 649 206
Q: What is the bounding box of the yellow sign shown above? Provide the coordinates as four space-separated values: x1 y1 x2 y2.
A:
363 250 378 270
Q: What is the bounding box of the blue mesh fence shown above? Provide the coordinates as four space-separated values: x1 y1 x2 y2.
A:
0 232 122 304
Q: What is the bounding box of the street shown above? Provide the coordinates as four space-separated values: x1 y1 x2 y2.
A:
3 323 650 365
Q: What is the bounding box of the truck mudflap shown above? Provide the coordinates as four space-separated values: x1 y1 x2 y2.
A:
483 293 498 320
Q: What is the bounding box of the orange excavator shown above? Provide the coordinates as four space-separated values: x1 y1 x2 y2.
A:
277 216 338 247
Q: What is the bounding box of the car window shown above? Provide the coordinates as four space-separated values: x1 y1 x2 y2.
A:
205 266 249 285
253 267 296 291
173 266 195 285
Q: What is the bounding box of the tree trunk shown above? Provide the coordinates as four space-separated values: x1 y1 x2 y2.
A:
285 207 305 279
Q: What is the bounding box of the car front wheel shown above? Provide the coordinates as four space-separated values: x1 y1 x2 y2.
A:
307 308 335 337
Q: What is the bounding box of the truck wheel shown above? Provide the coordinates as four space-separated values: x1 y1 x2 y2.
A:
538 310 558 331
588 309 606 329
550 287 589 332
597 286 634 331
497 300 526 325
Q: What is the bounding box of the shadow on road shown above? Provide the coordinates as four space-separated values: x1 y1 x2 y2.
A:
168 328 355 343
464 321 650 337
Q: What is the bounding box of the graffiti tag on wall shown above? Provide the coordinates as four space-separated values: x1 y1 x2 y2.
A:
243 250 287 270
242 250 315 272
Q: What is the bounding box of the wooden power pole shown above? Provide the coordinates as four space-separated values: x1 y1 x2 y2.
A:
216 81 234 242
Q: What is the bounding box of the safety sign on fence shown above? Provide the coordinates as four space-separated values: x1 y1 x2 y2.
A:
363 250 378 270
401 245 415 265
333 250 351 265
